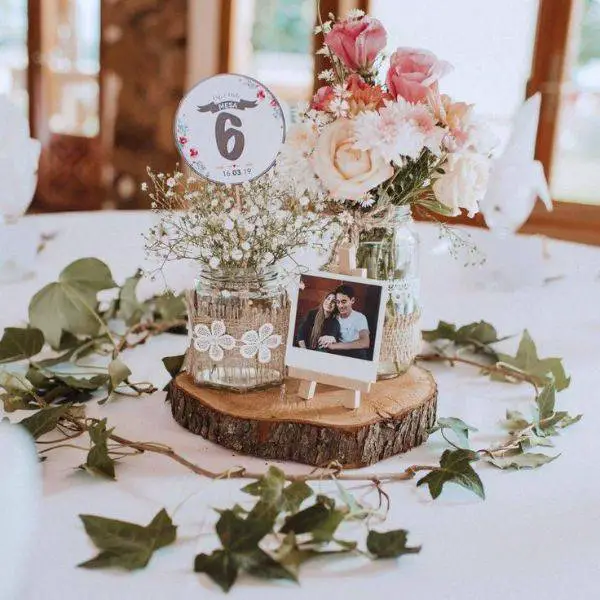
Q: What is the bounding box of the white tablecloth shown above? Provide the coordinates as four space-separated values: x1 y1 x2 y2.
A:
1 211 599 600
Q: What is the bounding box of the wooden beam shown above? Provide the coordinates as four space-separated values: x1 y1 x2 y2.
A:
219 0 233 73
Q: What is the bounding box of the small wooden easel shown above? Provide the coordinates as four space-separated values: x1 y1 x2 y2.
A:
288 244 372 410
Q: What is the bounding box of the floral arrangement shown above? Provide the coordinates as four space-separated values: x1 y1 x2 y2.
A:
144 169 334 273
277 8 497 235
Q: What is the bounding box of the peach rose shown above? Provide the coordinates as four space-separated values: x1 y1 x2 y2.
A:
324 16 387 71
386 48 452 104
312 118 393 200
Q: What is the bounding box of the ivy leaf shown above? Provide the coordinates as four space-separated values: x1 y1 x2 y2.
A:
108 359 131 394
0 392 38 412
152 292 186 322
19 404 71 439
431 417 478 449
216 508 274 552
280 496 345 544
272 533 320 578
194 550 239 592
0 327 45 363
242 467 313 514
78 508 176 570
29 258 116 348
116 270 147 326
422 320 501 357
56 373 109 391
487 452 559 470
366 529 421 559
503 409 531 433
417 449 485 500
536 383 556 422
162 354 185 379
80 418 116 480
496 330 570 391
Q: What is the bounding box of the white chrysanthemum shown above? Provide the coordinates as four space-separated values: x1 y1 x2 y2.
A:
231 249 243 261
166 177 176 187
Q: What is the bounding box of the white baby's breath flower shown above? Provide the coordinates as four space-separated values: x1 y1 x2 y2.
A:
141 182 148 191
329 97 349 118
318 69 335 82
209 256 220 269
299 195 310 207
241 241 250 251
224 218 235 230
231 249 243 261
346 8 365 19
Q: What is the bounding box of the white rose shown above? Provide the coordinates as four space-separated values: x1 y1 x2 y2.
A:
312 118 393 201
433 152 490 217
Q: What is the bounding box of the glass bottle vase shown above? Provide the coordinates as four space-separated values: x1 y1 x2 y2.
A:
186 266 289 392
356 205 421 379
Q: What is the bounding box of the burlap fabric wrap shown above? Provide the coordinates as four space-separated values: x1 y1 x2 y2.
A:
185 288 289 392
379 310 422 370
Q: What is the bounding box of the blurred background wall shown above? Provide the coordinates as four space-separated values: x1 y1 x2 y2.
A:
1 0 599 243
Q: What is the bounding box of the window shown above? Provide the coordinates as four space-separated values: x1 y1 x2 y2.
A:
230 0 316 105
551 0 600 204
0 0 29 118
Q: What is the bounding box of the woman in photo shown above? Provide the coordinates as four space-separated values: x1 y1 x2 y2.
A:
296 291 340 351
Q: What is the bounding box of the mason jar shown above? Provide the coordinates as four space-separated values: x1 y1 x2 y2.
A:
186 266 289 392
356 205 421 379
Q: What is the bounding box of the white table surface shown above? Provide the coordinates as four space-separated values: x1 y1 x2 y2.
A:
1 211 599 600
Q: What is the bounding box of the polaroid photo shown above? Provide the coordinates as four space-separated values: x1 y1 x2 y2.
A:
286 271 387 385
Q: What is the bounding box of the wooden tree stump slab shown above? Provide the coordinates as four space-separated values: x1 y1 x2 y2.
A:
168 366 437 468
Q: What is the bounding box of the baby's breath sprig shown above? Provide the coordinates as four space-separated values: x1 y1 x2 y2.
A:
143 168 337 275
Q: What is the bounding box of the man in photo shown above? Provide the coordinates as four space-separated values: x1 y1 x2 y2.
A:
319 284 370 360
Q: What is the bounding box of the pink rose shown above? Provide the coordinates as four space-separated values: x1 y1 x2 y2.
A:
311 85 335 111
324 16 387 71
386 48 453 103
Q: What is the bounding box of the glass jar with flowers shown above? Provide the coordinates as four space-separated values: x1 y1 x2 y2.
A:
277 7 497 378
144 170 334 392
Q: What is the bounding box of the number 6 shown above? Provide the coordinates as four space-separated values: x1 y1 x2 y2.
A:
215 112 244 161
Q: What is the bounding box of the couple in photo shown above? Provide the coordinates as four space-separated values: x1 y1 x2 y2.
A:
297 285 370 360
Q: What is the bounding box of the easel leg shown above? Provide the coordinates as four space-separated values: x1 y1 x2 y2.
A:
298 380 317 401
342 390 361 410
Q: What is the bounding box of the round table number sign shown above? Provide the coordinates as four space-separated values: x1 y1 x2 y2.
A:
174 74 286 184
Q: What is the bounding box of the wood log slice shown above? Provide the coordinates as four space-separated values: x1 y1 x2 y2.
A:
168 366 437 468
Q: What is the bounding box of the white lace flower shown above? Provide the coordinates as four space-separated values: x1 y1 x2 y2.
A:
193 321 235 362
240 323 282 364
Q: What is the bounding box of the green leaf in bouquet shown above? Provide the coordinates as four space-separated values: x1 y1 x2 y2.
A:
487 452 559 470
417 448 485 500
496 330 570 391
80 418 116 480
29 258 117 348
422 320 457 343
0 327 45 363
366 529 421 559
78 508 176 570
19 404 71 439
502 409 531 433
431 416 478 449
